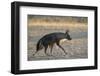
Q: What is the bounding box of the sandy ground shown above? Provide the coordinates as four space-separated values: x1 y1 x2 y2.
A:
28 25 88 61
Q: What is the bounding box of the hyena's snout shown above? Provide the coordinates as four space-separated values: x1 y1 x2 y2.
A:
69 37 72 40
67 36 72 40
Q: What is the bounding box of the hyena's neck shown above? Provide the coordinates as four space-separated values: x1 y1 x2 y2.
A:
59 38 67 44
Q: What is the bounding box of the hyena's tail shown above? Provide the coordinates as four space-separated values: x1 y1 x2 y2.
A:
36 39 43 51
33 39 43 56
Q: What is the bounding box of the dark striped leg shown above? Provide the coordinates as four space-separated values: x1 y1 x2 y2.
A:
56 42 67 55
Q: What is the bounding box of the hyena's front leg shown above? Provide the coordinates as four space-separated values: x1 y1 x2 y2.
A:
56 42 67 55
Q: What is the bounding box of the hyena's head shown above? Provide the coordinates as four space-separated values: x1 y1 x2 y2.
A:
65 30 72 40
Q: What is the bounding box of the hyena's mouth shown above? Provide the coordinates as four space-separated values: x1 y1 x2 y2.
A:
68 38 72 40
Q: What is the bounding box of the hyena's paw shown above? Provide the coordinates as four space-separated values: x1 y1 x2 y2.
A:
45 53 53 57
63 52 68 56
46 54 51 56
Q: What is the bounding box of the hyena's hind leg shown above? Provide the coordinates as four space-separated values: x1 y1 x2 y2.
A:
44 45 50 56
49 44 54 56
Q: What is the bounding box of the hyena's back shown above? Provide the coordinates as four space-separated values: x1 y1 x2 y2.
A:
40 32 67 46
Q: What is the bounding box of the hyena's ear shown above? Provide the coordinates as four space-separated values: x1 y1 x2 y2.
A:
65 30 69 34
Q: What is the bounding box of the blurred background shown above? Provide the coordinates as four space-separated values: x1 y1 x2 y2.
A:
28 15 88 61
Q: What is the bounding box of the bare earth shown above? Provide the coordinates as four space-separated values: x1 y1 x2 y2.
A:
28 25 88 61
